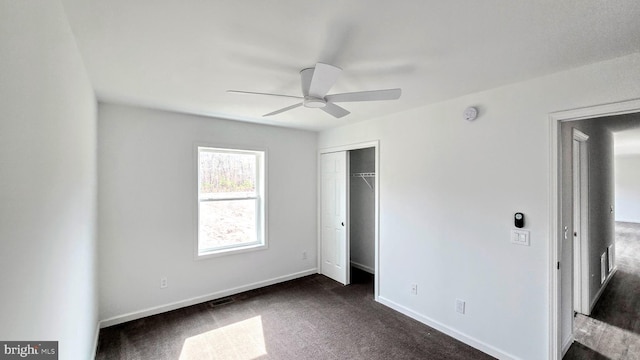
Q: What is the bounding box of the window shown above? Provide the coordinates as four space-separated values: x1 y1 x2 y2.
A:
197 146 266 257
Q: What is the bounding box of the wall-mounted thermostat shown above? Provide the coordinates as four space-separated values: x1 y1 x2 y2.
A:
511 212 529 246
514 212 525 228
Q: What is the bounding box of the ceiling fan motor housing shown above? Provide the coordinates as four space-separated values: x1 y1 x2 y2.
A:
303 96 326 108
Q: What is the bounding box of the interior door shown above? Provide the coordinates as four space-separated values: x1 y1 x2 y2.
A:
572 129 590 315
572 138 583 313
321 151 349 285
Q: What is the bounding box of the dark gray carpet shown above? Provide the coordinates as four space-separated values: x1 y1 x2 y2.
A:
564 222 640 359
96 269 495 359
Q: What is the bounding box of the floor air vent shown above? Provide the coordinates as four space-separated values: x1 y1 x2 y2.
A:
208 297 234 307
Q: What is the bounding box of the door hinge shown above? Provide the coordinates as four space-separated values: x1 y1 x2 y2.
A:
557 262 560 270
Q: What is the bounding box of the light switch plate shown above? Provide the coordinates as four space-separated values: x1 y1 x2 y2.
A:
511 229 530 246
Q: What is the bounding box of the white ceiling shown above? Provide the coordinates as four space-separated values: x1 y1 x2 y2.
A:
61 0 640 131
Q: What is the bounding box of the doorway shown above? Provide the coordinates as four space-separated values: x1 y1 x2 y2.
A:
550 99 640 360
563 117 640 358
319 141 379 298
349 148 376 277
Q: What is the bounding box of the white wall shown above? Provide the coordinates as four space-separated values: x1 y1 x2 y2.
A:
98 103 317 323
319 52 640 359
349 148 376 273
0 1 98 359
615 155 640 223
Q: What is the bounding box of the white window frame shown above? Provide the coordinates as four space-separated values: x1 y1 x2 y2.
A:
195 145 267 259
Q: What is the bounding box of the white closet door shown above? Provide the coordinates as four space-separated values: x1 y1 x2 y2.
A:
321 151 349 285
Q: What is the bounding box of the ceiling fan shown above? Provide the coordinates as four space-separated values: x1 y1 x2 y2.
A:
227 63 402 118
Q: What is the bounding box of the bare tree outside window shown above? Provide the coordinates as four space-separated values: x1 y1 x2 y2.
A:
197 147 265 256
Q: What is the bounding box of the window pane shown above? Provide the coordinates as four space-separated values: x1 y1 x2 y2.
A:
199 199 257 252
197 146 265 257
199 151 256 200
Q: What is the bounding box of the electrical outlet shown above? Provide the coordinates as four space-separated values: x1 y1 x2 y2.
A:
160 277 168 289
302 251 307 260
456 299 465 314
411 284 418 295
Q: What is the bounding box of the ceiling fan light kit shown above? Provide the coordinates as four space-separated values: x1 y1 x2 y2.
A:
228 62 402 119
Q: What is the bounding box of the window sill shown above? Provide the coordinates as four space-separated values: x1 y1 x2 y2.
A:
196 242 268 260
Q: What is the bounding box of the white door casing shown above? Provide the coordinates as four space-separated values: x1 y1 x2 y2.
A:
320 151 349 285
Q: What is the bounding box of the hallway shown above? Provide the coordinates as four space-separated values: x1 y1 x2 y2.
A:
564 222 640 359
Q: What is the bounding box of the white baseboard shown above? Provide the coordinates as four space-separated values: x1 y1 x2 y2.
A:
99 268 317 328
350 261 374 274
590 266 617 313
377 296 521 360
561 333 573 357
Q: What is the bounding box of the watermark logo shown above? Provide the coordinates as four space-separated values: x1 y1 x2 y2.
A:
0 342 57 359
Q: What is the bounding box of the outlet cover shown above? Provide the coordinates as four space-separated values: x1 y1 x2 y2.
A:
456 299 465 314
160 277 168 289
411 284 418 295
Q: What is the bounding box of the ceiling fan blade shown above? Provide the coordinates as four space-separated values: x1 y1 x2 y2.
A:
325 88 402 103
227 90 303 100
263 102 303 117
320 103 350 118
308 63 342 98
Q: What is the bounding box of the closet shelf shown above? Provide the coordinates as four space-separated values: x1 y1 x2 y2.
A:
351 172 375 177
351 172 375 190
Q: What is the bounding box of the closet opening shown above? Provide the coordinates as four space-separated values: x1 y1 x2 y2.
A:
319 141 379 299
348 147 376 292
